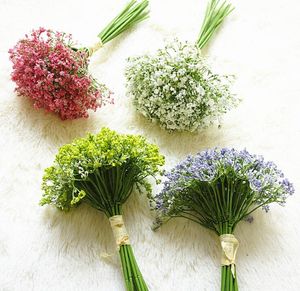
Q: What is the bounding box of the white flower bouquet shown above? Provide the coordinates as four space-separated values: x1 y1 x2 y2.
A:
126 0 238 132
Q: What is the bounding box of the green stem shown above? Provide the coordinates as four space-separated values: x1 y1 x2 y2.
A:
226 266 230 291
124 245 135 290
127 245 148 290
120 246 131 291
127 248 142 290
229 266 233 291
234 271 239 291
133 245 148 290
221 266 226 291
98 0 149 45
197 0 234 50
109 206 148 291
219 225 238 291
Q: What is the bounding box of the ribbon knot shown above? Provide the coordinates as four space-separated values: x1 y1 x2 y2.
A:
109 215 130 249
88 38 103 56
220 234 239 278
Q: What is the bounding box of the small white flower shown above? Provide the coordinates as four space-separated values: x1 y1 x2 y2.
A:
46 180 54 187
125 39 238 132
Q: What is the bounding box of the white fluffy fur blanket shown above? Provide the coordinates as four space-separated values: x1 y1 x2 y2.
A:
0 0 299 290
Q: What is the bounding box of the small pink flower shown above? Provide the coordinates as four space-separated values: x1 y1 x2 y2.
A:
9 27 113 120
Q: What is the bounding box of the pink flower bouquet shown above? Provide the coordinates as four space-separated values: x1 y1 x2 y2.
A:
9 0 149 120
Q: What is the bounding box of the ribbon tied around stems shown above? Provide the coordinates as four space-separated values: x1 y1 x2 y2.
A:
88 38 103 55
220 234 239 278
109 215 130 249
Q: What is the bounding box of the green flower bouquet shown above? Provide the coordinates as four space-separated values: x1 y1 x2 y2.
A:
41 128 165 291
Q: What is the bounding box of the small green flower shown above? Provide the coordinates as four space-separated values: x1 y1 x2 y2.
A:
41 127 165 214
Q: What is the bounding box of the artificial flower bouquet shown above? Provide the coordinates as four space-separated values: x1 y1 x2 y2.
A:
9 0 149 120
153 148 294 291
41 128 164 291
126 0 238 132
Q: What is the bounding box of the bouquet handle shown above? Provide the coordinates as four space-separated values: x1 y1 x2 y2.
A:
109 215 149 291
220 234 239 291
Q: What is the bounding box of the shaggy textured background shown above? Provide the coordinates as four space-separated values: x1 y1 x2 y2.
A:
0 0 299 290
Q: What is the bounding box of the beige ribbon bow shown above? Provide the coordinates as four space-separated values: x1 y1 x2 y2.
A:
109 215 130 249
88 38 103 56
220 234 239 278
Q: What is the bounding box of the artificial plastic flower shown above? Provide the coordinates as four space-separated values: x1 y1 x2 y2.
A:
41 128 164 291
153 148 294 291
9 0 149 120
126 0 237 131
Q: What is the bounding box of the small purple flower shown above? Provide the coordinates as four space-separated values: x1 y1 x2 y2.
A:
280 178 295 195
250 178 263 192
154 147 294 226
244 215 254 223
262 205 270 213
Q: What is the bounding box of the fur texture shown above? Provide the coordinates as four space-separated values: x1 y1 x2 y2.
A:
0 0 299 290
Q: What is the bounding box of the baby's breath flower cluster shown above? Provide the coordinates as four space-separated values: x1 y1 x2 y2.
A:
125 0 236 132
153 147 294 291
9 0 149 120
41 127 164 291
155 148 294 228
9 28 112 120
41 127 164 212
126 39 237 131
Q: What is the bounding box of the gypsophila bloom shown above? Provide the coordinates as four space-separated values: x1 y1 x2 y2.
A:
41 127 161 291
154 147 294 231
126 39 238 131
9 28 113 120
153 146 294 291
41 127 165 211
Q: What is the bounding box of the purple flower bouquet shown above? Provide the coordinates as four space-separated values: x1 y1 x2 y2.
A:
153 148 294 291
